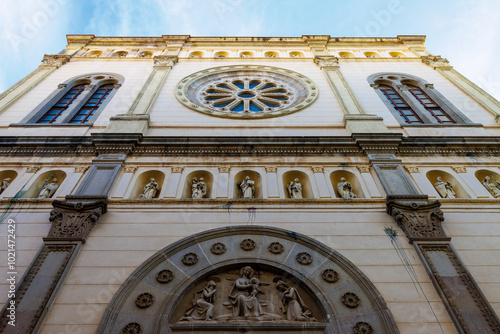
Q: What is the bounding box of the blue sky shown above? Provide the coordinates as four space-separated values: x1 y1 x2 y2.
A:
1 0 499 99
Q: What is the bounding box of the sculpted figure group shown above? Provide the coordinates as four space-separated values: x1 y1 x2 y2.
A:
433 176 456 199
180 265 315 323
482 175 500 198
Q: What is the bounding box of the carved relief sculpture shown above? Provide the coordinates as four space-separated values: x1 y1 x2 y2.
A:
337 177 356 199
276 280 315 321
191 177 207 199
287 178 303 199
37 178 59 198
226 266 264 317
433 176 456 198
481 176 500 198
180 281 217 321
140 178 160 199
0 178 11 194
239 176 255 198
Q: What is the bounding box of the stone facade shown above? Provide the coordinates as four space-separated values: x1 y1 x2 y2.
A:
0 34 500 334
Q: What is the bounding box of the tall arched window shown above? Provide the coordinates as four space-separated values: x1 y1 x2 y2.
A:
368 73 470 125
21 73 123 125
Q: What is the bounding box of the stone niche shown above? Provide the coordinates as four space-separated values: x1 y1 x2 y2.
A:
182 170 214 198
330 170 364 198
23 170 67 198
0 170 18 193
426 170 470 198
234 170 262 199
129 170 165 199
282 170 313 199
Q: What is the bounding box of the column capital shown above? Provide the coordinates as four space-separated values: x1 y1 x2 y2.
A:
265 166 278 173
123 166 138 173
451 166 467 173
422 55 453 70
40 54 71 68
404 166 419 173
314 56 339 69
154 55 178 69
311 166 324 173
74 166 90 173
218 166 230 173
357 166 371 173
171 166 184 173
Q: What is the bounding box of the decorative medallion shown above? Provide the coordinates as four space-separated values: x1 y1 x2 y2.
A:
296 252 312 265
342 292 361 308
135 293 154 309
321 269 339 283
268 242 284 254
182 253 198 266
156 269 174 284
353 322 374 334
211 242 227 255
240 239 256 251
122 322 142 334
176 65 318 119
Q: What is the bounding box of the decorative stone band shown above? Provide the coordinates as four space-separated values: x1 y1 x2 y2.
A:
386 195 450 243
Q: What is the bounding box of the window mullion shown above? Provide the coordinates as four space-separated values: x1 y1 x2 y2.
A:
58 85 96 123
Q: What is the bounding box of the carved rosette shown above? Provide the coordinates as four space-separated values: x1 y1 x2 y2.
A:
240 239 256 251
321 269 339 283
156 270 173 284
47 200 107 241
296 252 312 265
182 253 198 266
268 242 284 254
341 292 361 308
353 322 374 334
122 322 142 334
387 198 449 243
135 293 154 309
154 55 178 69
211 242 227 255
314 56 339 69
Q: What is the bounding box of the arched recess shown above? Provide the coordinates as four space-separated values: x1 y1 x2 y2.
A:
330 170 365 198
426 170 470 198
23 170 67 198
182 170 214 198
129 170 165 199
97 226 399 334
234 170 262 198
0 170 18 194
283 170 313 198
475 169 500 198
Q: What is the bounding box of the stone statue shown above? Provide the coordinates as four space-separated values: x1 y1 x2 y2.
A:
434 176 456 199
37 178 59 198
337 177 356 199
239 176 255 198
227 266 263 317
287 178 303 199
192 177 207 198
141 178 160 199
0 178 11 194
180 281 217 321
481 176 500 198
276 280 315 322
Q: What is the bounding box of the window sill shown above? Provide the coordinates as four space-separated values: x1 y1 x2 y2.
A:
9 123 93 127
401 123 483 128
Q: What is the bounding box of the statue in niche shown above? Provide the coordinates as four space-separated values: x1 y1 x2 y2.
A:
37 178 59 198
239 176 255 198
287 178 303 199
337 177 356 199
0 178 11 194
191 177 207 198
140 178 160 199
434 176 456 199
481 176 500 198
180 281 217 321
276 280 316 322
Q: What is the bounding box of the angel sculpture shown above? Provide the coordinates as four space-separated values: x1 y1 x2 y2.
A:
180 281 217 321
276 280 316 322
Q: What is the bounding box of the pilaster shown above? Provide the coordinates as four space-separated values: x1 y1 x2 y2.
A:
386 196 500 334
314 56 389 133
0 54 71 113
422 55 500 123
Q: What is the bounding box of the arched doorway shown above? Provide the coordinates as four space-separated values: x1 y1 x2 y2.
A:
97 226 399 334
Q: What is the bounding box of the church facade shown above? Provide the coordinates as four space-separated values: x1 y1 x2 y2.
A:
0 34 499 334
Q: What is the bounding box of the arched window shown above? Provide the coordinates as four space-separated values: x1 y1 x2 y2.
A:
21 73 123 125
368 73 470 125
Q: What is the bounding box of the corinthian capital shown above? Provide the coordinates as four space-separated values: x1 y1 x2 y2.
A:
422 56 453 70
41 54 71 68
314 56 339 69
154 55 178 68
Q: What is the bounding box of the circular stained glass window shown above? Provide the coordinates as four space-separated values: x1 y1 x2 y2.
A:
176 65 318 119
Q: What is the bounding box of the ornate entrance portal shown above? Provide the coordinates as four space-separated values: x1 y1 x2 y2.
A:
97 226 399 333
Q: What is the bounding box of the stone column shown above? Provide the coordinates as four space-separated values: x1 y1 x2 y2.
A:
422 56 500 124
111 167 137 199
357 166 383 198
216 167 230 198
311 167 330 198
0 198 107 334
265 166 280 198
313 56 389 134
0 55 71 113
387 196 500 334
164 167 183 198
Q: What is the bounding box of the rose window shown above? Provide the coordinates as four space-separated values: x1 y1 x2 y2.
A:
176 65 318 119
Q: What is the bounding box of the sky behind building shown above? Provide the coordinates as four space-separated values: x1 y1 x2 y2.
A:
0 0 499 99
